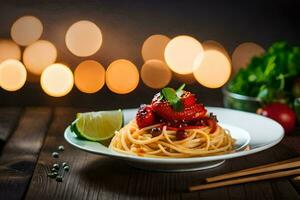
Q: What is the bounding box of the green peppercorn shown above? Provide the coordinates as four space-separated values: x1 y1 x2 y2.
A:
53 163 60 170
62 162 68 167
47 172 58 178
63 165 70 172
58 145 65 151
51 167 58 172
52 152 59 158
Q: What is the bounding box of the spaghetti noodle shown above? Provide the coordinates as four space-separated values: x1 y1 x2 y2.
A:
109 120 235 158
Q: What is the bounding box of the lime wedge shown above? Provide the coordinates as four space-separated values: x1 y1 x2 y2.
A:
71 110 122 141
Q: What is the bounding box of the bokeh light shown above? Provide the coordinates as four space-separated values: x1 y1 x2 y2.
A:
202 40 226 51
65 20 102 57
141 59 172 89
202 40 231 63
141 34 170 62
74 60 105 94
173 72 197 85
11 16 43 46
0 59 27 91
23 40 57 75
193 49 231 88
232 42 265 72
106 59 139 94
165 35 204 75
40 63 74 97
0 40 21 63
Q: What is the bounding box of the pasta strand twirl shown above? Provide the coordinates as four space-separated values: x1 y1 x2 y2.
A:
109 120 235 158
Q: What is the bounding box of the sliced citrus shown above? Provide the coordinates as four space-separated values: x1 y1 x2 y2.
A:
71 110 122 141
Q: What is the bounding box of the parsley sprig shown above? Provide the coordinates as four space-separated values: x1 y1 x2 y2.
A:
228 42 300 104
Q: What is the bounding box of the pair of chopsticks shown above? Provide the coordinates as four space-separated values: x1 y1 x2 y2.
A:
189 157 300 192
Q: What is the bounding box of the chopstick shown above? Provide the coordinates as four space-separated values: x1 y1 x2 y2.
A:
206 157 300 183
294 176 300 181
189 168 300 192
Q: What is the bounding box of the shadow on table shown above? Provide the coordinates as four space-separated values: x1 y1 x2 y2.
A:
77 142 300 199
77 156 223 198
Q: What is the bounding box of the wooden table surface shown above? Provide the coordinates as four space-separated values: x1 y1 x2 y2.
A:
1 106 300 200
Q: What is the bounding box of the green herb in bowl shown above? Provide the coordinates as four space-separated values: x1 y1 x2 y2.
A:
228 42 300 105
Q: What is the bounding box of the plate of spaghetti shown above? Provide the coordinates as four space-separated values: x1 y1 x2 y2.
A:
65 86 284 172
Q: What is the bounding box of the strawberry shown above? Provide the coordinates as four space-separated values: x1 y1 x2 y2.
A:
151 90 205 122
151 100 207 122
180 91 196 107
136 104 156 129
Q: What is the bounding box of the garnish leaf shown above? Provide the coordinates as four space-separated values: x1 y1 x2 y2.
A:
176 83 186 97
176 84 186 92
161 85 185 112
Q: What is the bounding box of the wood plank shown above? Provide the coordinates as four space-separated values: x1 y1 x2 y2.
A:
195 151 275 200
0 107 52 200
224 143 300 200
0 107 22 150
187 144 300 200
239 150 277 200
25 108 135 200
25 108 300 200
271 144 300 200
286 135 300 193
194 162 231 200
281 132 300 154
25 108 189 200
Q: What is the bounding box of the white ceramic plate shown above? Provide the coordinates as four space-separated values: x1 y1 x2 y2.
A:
64 107 284 172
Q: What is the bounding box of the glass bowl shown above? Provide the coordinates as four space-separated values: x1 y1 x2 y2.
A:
222 87 262 113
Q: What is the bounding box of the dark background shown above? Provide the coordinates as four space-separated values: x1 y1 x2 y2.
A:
0 0 299 109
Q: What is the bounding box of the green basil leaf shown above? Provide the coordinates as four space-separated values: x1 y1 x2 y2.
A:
161 88 177 102
161 87 183 112
172 100 184 111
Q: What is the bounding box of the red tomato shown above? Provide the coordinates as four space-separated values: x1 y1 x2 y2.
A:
257 103 296 134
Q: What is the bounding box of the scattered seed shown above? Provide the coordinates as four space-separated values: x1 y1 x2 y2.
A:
53 163 60 170
47 172 58 178
58 145 65 151
62 162 68 167
48 146 69 182
52 152 59 158
56 175 63 182
63 165 70 172
51 167 58 172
